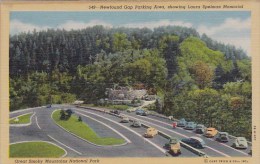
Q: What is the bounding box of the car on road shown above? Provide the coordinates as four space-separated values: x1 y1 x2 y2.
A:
46 104 52 108
232 137 248 149
216 132 229 142
131 120 141 127
135 109 143 115
177 118 187 127
110 110 120 115
184 122 197 130
164 137 181 155
143 127 158 138
181 137 206 149
204 127 218 138
172 121 177 128
120 116 130 123
195 124 207 134
66 109 74 115
136 109 148 116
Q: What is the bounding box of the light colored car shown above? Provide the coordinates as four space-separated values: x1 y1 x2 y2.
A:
177 118 186 127
204 127 218 137
216 132 229 142
184 122 197 130
195 124 207 134
131 120 141 127
232 137 248 149
143 127 158 138
164 137 181 155
120 116 129 123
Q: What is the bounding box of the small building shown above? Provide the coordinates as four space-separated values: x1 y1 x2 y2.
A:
106 86 147 100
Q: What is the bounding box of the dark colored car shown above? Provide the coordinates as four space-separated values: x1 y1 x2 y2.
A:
136 109 147 116
135 109 143 115
46 104 52 108
181 137 206 149
184 122 197 130
195 124 207 134
140 110 148 116
110 110 120 115
177 118 187 127
66 109 74 115
216 132 229 142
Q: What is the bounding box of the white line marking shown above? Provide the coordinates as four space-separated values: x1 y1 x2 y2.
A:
219 142 249 156
48 135 82 155
205 146 230 157
10 140 67 157
10 106 45 114
75 108 166 154
10 112 36 127
35 116 41 130
75 111 131 143
137 114 250 156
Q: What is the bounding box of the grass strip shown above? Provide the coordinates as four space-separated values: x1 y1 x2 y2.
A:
10 142 65 158
9 113 32 124
52 110 125 145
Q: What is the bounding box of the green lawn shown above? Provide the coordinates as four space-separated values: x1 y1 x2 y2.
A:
82 104 129 110
10 142 65 158
52 110 125 145
9 113 32 124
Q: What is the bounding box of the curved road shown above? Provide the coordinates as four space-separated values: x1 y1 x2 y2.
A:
10 104 251 157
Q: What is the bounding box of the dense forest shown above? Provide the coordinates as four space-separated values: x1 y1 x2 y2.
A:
10 26 251 140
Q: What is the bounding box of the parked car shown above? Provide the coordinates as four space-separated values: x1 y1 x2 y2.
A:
136 109 148 116
131 120 141 127
110 110 120 115
195 124 206 134
204 127 218 138
177 118 187 127
140 110 148 116
46 104 52 108
120 116 130 123
181 137 206 149
164 137 181 155
184 122 197 130
172 121 178 128
66 109 74 115
216 132 229 142
135 109 143 115
232 137 248 149
143 127 158 138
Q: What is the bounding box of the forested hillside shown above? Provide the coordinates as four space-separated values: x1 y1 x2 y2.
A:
10 26 251 140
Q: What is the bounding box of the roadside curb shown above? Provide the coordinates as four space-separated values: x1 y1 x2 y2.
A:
9 112 35 127
51 109 128 148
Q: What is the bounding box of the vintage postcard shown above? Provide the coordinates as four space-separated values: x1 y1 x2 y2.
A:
0 0 259 164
